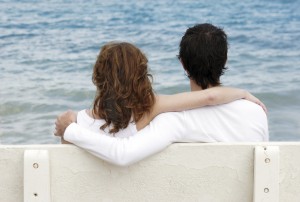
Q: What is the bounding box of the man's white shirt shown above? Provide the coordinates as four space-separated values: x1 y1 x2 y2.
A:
64 100 268 166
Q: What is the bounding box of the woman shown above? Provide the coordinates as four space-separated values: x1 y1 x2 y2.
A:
68 41 266 140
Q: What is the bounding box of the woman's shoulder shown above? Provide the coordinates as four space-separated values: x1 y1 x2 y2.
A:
77 109 103 125
77 109 91 121
77 109 138 137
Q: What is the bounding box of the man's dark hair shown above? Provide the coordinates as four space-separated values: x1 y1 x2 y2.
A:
179 23 228 89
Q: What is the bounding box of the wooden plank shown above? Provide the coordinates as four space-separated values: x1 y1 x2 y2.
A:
24 150 51 202
254 146 279 202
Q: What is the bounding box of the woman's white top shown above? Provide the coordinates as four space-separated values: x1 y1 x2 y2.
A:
77 110 137 138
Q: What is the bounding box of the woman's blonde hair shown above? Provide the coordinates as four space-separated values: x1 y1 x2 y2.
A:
92 42 155 133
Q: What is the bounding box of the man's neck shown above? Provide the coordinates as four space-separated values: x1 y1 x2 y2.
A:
190 80 204 91
190 79 215 91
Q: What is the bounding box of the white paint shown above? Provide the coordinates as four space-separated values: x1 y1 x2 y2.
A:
24 150 51 202
254 146 279 202
0 143 300 202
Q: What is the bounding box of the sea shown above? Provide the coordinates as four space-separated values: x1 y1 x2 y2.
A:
0 0 299 144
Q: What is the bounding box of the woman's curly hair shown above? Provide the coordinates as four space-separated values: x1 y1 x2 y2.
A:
92 42 155 134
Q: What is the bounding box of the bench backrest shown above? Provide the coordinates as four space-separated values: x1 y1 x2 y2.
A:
1 143 300 202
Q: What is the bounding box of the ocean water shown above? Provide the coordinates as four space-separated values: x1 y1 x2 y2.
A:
0 0 299 144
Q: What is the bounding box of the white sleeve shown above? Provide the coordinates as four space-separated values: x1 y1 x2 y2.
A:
64 112 185 166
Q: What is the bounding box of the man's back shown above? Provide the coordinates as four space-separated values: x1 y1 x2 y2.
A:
147 99 268 144
181 99 268 142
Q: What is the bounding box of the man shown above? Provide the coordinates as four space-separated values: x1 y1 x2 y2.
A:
55 23 268 166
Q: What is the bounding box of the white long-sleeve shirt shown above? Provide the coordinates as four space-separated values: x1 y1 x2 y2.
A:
64 100 269 166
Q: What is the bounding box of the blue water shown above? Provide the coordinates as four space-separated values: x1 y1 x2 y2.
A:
0 0 300 144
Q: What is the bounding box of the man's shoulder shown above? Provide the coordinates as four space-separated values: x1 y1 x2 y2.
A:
225 100 266 116
184 99 267 121
225 99 264 110
153 99 265 118
201 99 264 113
150 99 267 124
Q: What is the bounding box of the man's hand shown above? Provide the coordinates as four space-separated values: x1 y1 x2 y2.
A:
54 110 77 137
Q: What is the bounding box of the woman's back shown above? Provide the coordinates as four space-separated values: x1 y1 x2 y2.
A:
77 110 137 138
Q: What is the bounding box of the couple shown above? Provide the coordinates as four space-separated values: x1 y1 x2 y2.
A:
55 23 268 166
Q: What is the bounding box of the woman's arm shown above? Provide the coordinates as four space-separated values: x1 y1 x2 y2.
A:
137 87 266 130
154 87 266 114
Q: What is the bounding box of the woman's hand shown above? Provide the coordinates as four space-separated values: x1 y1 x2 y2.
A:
244 92 267 113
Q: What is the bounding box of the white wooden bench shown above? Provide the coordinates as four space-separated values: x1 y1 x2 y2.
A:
1 143 300 202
